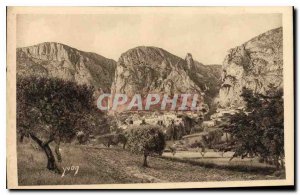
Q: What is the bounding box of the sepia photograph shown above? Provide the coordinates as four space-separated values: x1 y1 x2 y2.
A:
6 6 294 189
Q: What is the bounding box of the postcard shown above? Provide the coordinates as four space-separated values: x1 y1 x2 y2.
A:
6 6 294 189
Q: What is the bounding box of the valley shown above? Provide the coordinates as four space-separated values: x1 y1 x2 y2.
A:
16 26 285 185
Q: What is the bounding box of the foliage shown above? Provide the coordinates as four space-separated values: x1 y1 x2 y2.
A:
127 124 166 155
223 86 284 168
126 124 166 166
202 129 224 149
17 76 104 141
97 133 127 149
16 76 106 172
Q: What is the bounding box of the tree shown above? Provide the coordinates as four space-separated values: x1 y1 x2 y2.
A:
222 86 284 169
126 125 166 167
202 129 224 149
189 140 206 157
97 133 127 149
17 76 104 173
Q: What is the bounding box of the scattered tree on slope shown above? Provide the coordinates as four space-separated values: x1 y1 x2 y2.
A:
126 125 166 167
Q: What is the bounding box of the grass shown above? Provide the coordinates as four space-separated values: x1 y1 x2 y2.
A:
161 155 278 175
163 151 278 173
17 141 285 186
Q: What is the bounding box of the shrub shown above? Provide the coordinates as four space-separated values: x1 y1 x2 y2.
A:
97 133 127 149
126 125 166 167
202 129 224 149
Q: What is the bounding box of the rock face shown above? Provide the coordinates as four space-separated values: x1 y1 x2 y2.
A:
17 42 117 92
217 27 283 108
111 46 222 110
17 43 222 111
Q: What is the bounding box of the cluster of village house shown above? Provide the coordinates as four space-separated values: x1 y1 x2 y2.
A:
115 106 245 145
182 107 245 144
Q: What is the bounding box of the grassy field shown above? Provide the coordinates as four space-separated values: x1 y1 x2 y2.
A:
17 142 284 186
163 151 277 171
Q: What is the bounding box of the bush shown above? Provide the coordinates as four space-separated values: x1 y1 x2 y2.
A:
126 125 166 167
202 129 224 149
97 133 127 149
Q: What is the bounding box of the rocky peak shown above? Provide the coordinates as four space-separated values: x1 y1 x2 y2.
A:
17 42 117 92
112 46 197 97
185 53 196 71
217 27 283 108
17 42 81 63
117 46 184 69
111 46 222 116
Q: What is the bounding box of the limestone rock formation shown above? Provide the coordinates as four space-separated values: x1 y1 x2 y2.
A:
111 46 222 111
217 27 283 108
17 42 117 92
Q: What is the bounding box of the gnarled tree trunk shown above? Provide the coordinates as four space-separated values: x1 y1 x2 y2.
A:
143 150 150 167
29 133 61 173
143 154 148 167
19 134 24 143
53 136 62 163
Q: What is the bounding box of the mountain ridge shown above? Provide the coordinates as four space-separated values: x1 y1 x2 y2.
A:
17 42 117 92
17 42 222 114
217 27 283 108
111 46 222 115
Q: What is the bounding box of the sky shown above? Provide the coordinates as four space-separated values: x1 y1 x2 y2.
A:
17 13 282 65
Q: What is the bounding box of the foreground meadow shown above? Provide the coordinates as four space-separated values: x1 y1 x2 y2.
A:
17 142 284 186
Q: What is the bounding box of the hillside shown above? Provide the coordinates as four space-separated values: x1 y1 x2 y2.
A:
17 42 117 92
217 27 283 107
111 46 222 112
17 142 280 186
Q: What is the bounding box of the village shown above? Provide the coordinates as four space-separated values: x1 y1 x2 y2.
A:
87 106 246 159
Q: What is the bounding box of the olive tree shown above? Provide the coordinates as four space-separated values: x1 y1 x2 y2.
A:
126 125 166 167
17 76 104 173
222 86 284 169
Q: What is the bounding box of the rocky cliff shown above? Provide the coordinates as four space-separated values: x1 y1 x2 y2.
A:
217 27 283 108
17 42 117 92
111 46 222 110
17 43 223 111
